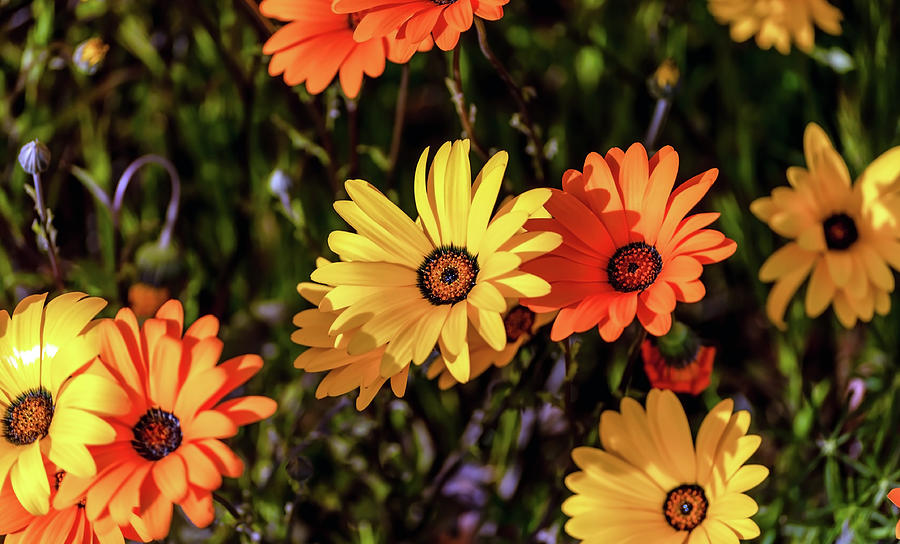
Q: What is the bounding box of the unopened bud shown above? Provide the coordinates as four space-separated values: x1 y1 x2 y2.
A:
73 37 109 75
648 58 680 99
18 140 51 175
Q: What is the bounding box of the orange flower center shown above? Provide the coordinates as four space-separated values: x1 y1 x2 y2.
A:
823 213 858 250
663 484 708 531
3 388 54 446
131 408 183 461
417 246 479 305
607 242 662 293
504 305 536 342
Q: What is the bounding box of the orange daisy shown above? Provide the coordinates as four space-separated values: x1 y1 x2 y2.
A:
0 463 126 544
261 0 429 98
332 0 508 51
522 144 736 342
890 488 900 538
641 323 715 396
54 301 278 541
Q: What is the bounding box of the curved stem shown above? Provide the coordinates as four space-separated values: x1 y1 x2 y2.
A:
30 173 63 289
474 19 546 182
112 155 181 248
449 45 489 160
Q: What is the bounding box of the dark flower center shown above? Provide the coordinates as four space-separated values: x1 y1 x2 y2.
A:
417 246 479 305
432 0 458 4
131 408 183 461
3 388 54 446
607 242 663 293
663 484 708 531
823 213 858 250
504 305 536 342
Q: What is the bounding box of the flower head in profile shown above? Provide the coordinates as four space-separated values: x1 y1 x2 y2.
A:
332 0 508 51
261 0 430 98
0 293 128 515
55 301 277 541
0 463 127 544
307 140 561 384
708 0 842 54
889 488 900 538
642 322 714 396
427 303 555 389
292 273 405 410
523 144 736 342
563 389 768 543
751 123 900 329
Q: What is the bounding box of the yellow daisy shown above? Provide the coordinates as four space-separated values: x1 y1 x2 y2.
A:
0 293 129 515
292 264 406 411
309 140 561 383
426 302 555 390
708 0 842 54
751 123 900 329
563 389 769 543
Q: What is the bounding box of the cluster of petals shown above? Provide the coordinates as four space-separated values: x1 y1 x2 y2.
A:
522 143 736 342
708 0 842 54
752 123 900 329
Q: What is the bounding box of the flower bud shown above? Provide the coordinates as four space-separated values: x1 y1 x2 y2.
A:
73 37 109 75
18 140 51 175
648 58 680 100
135 242 182 285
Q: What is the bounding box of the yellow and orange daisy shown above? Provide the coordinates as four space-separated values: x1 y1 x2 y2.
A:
641 322 714 396
427 303 555 389
522 144 736 342
751 123 900 329
306 140 560 385
563 389 768 543
261 0 429 98
54 301 277 541
0 463 127 544
331 0 508 51
708 0 842 54
0 293 128 515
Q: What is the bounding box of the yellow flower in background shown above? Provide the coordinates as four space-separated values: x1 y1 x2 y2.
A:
563 389 768 543
708 0 842 54
427 303 555 390
0 293 128 515
308 140 561 384
293 268 405 411
752 123 900 329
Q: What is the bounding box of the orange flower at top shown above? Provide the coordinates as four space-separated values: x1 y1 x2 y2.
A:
522 144 736 342
332 0 508 51
890 488 900 538
54 301 277 541
261 0 428 98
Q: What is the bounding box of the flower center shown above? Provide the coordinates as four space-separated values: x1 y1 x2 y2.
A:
417 246 479 305
3 388 54 446
131 408 183 461
663 484 708 531
432 0 458 4
823 213 858 250
607 242 663 293
504 305 536 342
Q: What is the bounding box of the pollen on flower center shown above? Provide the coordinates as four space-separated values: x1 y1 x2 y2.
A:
417 246 479 305
3 388 54 446
607 242 663 293
823 213 858 250
432 0 458 4
663 484 708 531
504 305 536 342
131 408 183 461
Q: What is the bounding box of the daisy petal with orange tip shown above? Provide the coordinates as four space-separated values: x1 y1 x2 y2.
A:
332 0 508 51
53 300 277 542
522 144 736 343
261 0 424 98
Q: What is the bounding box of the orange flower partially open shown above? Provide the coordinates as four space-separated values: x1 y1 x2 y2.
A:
332 0 508 51
54 301 277 541
522 144 736 342
890 488 900 538
642 340 715 396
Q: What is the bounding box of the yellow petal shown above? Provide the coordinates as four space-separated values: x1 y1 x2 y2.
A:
467 151 508 255
444 140 472 246
414 146 441 246
439 302 467 355
11 441 49 515
804 259 835 317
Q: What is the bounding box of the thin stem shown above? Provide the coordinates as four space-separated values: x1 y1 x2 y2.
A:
618 328 648 396
30 173 63 288
449 45 489 161
386 64 409 189
474 19 546 183
111 155 181 249
346 97 359 179
644 98 672 152
213 492 246 527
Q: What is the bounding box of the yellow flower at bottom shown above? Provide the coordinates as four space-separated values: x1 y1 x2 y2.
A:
0 293 129 515
563 389 768 543
752 123 900 329
708 0 842 54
